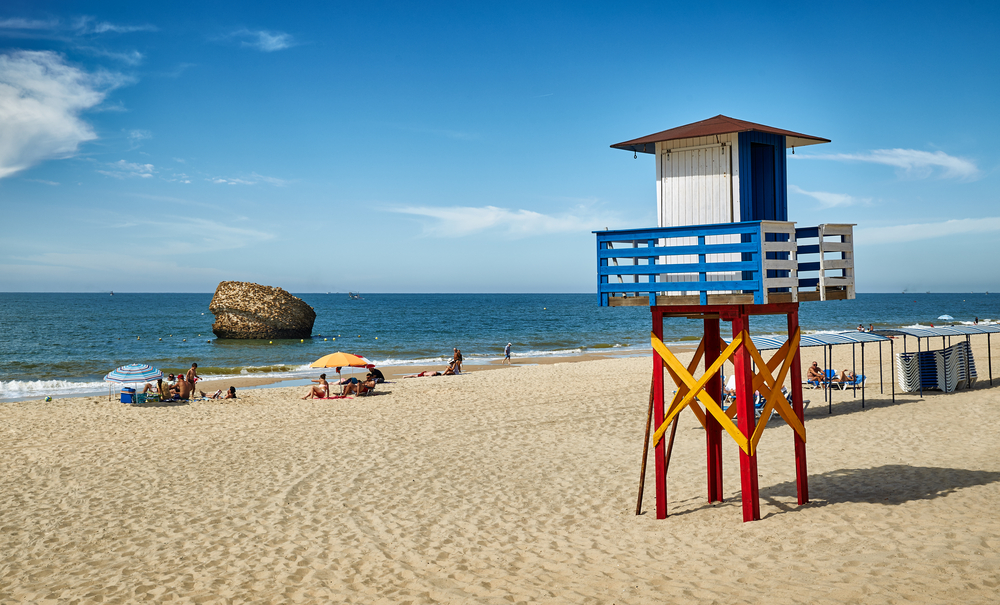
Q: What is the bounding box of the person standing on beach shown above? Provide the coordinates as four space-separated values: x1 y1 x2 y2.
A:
503 342 512 365
186 363 200 388
453 348 463 373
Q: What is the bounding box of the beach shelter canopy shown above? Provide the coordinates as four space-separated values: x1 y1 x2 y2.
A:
749 331 891 351
873 326 1000 338
104 363 162 383
310 352 372 369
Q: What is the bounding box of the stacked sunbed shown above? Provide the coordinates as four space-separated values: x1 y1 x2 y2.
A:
896 340 977 393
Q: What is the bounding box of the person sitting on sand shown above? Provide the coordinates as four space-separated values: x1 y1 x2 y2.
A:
209 386 237 400
369 367 385 383
303 374 330 399
157 378 172 400
174 374 193 400
443 362 457 376
343 375 377 396
724 374 737 396
452 348 463 373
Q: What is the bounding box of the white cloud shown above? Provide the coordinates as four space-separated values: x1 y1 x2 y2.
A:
80 47 144 65
209 172 287 186
98 159 155 179
789 184 869 208
0 18 59 30
856 217 1000 245
391 205 621 238
797 148 978 180
227 28 294 52
24 178 59 185
0 50 125 179
127 129 152 147
73 17 157 35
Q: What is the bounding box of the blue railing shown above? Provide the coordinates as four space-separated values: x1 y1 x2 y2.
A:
596 220 847 307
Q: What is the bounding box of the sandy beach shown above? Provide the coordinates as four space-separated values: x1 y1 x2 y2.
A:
2 337 1000 604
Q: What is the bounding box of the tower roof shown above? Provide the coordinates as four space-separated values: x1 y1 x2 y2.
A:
611 115 830 154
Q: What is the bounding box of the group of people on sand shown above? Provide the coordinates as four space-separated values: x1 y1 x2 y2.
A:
140 363 237 401
403 347 466 378
806 361 856 386
302 366 383 399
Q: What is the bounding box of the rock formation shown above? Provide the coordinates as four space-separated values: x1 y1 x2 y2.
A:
209 281 316 339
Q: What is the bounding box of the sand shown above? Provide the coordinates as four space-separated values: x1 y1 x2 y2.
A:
2 336 1000 603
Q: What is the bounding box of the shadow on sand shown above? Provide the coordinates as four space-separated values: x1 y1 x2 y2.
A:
757 464 1000 517
661 465 1000 519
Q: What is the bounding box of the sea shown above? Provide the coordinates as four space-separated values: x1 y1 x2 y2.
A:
1 292 996 400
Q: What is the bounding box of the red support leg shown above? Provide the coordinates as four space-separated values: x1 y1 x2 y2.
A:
733 308 761 522
787 308 809 505
652 309 668 519
704 317 724 503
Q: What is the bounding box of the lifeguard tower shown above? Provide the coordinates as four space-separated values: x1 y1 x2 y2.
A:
597 115 855 522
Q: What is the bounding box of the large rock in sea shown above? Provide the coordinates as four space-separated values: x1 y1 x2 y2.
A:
209 281 316 339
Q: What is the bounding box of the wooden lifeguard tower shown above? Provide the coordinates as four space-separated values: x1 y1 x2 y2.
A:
597 115 855 522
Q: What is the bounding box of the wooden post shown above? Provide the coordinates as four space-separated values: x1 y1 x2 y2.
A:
732 308 760 522
651 308 668 519
635 375 654 515
704 317 724 503
787 308 809 505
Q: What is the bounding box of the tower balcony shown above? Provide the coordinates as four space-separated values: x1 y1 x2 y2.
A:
596 221 855 307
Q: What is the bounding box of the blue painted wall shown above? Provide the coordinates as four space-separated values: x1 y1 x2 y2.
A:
737 131 787 222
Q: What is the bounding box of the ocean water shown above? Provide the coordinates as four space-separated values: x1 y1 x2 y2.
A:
0 292 996 399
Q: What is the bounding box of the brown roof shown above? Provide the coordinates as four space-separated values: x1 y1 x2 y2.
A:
611 115 830 154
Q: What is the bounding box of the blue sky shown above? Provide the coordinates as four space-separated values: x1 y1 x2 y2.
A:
1 1 998 293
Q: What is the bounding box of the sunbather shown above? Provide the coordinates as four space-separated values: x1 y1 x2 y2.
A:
835 369 856 383
404 371 441 378
806 361 825 385
303 374 330 399
343 375 377 396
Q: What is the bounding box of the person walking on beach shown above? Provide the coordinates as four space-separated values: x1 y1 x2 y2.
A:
503 342 512 365
453 348 463 373
186 363 200 388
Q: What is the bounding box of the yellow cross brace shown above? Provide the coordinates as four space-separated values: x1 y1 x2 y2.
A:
651 332 748 454
650 329 807 456
743 329 807 449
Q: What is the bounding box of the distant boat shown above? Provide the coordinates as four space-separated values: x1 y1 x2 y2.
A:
348 292 363 300
110 291 113 296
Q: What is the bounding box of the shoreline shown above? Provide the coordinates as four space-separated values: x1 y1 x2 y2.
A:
3 346 687 403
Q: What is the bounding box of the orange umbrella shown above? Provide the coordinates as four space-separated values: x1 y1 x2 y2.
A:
310 352 373 383
310 352 371 368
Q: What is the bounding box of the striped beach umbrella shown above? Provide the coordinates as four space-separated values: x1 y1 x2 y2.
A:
104 363 163 384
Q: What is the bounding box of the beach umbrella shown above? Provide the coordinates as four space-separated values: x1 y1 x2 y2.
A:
104 363 162 384
310 352 370 368
310 352 372 381
938 315 954 321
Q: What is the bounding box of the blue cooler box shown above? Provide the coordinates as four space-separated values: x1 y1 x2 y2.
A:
121 387 136 403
